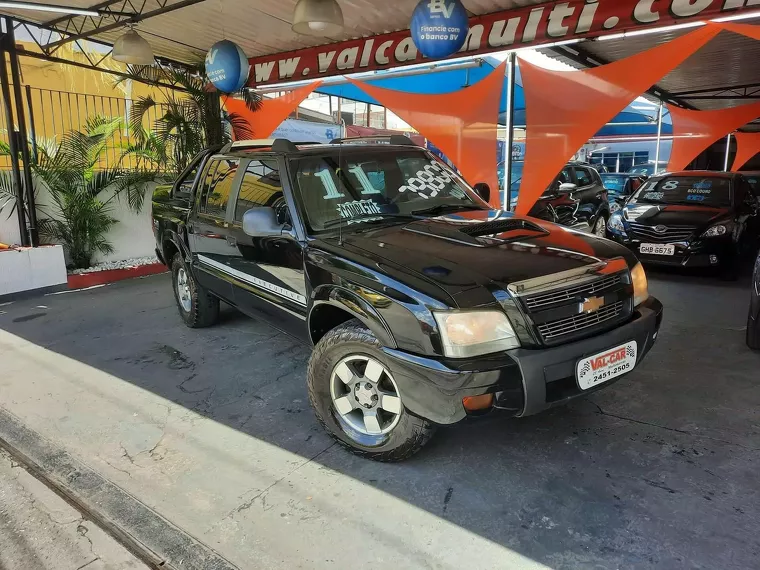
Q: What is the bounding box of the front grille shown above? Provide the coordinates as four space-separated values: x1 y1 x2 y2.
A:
537 301 625 341
628 222 697 243
515 270 632 345
524 274 622 311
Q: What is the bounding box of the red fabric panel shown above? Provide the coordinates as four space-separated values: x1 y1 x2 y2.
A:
667 101 760 172
516 25 721 216
731 132 760 172
223 82 322 139
348 61 507 208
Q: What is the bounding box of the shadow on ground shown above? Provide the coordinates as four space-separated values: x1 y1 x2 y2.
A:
1 267 758 569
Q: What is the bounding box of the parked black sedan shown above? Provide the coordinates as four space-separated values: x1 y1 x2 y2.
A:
748 249 760 349
527 162 611 236
606 171 760 278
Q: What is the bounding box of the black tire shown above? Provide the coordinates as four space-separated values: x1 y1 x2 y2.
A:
171 253 219 328
307 319 436 462
748 312 760 350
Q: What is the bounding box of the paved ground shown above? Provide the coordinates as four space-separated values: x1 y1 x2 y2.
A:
0 448 147 570
0 269 758 569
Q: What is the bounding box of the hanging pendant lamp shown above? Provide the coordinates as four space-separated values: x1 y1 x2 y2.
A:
292 0 344 36
112 27 155 65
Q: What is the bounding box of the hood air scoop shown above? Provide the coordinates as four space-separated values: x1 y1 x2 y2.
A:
458 219 548 238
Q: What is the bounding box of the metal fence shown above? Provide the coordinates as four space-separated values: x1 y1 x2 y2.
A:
0 85 170 170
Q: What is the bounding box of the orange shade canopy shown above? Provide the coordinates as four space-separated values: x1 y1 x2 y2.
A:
516 24 721 216
223 81 322 139
348 61 507 209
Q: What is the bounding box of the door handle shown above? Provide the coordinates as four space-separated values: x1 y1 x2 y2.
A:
226 236 237 246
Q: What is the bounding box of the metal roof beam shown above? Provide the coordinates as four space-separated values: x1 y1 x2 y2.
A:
671 82 760 97
43 0 210 51
550 43 697 110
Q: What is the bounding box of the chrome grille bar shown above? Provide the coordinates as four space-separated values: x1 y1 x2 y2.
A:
537 302 624 341
524 274 622 311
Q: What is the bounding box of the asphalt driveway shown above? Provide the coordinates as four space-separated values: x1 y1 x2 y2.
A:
0 269 758 569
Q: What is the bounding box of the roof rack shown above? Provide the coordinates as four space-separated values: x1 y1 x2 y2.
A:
329 135 417 146
221 138 321 153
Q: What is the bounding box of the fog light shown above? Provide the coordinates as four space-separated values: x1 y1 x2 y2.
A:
709 255 719 265
463 394 494 412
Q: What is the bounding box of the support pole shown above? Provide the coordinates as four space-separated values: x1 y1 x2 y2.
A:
0 46 27 246
6 18 37 246
504 52 516 211
654 101 663 174
24 84 37 164
724 133 732 171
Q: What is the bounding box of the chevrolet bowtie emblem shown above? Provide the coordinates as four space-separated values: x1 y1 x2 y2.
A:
580 296 605 314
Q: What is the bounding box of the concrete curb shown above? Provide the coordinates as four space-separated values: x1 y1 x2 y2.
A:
0 406 239 570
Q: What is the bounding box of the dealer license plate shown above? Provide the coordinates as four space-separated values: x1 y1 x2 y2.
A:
640 243 675 256
576 341 638 391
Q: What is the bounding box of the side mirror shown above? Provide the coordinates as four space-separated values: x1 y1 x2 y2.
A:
559 182 577 193
242 207 284 237
473 182 490 203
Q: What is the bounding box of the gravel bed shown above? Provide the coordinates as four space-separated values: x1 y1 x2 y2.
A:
69 256 160 275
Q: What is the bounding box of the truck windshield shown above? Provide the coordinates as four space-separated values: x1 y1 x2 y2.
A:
631 176 732 208
290 149 485 232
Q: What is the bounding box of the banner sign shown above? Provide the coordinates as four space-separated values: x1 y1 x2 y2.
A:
249 0 756 86
410 0 469 59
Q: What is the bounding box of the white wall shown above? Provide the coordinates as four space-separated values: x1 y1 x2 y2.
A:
0 244 67 297
0 179 157 266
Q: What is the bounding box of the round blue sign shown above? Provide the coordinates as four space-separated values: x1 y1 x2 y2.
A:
410 0 469 59
205 40 249 93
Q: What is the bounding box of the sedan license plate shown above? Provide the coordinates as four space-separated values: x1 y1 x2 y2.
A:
576 341 637 391
640 243 675 256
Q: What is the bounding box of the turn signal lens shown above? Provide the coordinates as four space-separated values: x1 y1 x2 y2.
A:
631 262 649 307
463 394 494 412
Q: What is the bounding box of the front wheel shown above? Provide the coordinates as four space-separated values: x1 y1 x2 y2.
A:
307 320 435 462
593 213 608 238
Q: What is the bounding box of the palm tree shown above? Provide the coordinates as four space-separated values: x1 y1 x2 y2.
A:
0 116 167 268
122 63 261 175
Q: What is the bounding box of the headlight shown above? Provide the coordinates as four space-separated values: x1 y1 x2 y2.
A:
631 262 649 307
608 212 625 233
701 224 728 238
434 310 520 358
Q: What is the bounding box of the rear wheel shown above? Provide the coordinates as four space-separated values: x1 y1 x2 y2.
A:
171 253 219 328
307 320 435 462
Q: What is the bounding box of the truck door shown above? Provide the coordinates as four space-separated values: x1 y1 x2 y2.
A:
188 156 242 303
224 157 308 338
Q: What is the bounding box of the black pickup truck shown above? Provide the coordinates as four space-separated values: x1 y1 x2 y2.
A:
152 137 663 461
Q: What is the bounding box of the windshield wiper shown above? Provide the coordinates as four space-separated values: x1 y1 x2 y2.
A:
321 213 415 229
410 203 485 217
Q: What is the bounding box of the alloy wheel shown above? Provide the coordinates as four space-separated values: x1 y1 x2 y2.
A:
176 267 192 312
329 355 402 437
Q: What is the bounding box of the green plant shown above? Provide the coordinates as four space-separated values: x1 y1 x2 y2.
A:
0 116 165 268
122 63 261 176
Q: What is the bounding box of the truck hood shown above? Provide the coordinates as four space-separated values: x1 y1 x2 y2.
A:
332 210 636 302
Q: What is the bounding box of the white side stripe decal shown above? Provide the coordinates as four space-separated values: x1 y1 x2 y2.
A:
197 255 307 306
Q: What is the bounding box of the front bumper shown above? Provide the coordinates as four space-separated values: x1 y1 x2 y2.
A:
608 233 735 268
381 297 663 425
